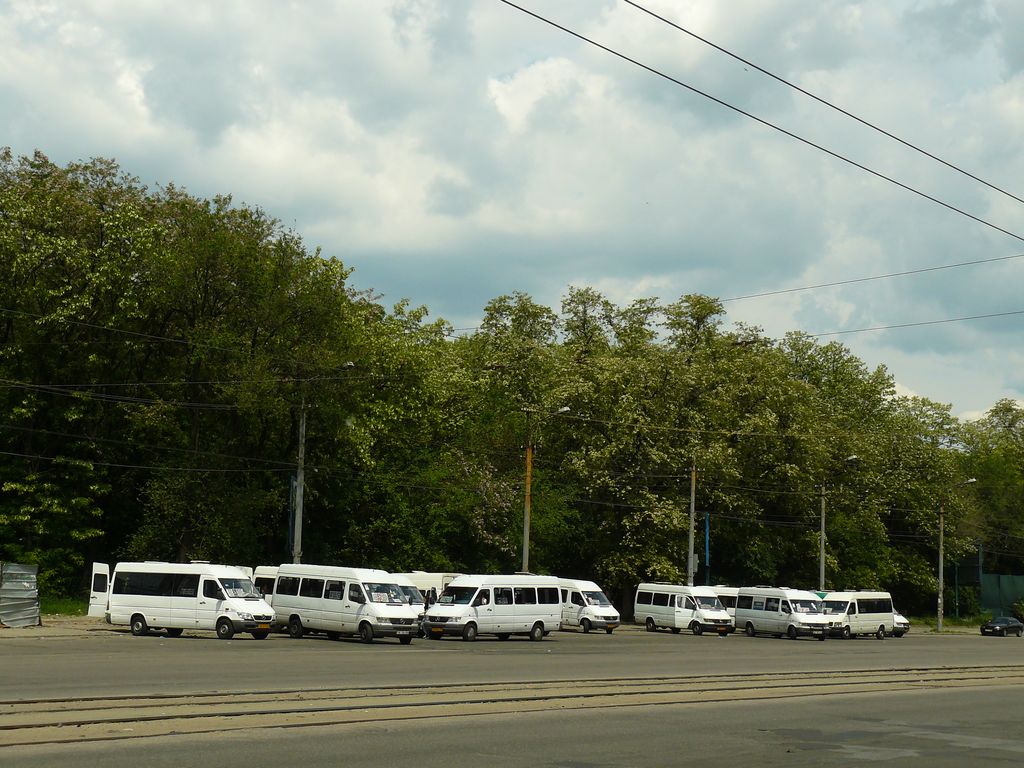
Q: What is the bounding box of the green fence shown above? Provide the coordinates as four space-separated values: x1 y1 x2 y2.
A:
981 573 1024 615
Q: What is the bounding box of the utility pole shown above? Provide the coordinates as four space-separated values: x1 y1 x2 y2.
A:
819 485 826 592
937 501 944 633
688 457 696 586
292 395 306 564
521 430 533 573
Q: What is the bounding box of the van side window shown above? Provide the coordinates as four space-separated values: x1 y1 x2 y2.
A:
514 587 537 605
348 583 365 602
254 577 274 596
325 581 344 600
720 595 736 609
737 595 753 610
473 589 491 607
494 587 512 605
560 589 568 602
203 580 224 600
652 593 669 607
636 591 653 605
571 591 585 607
752 599 765 610
685 596 697 610
538 587 559 604
276 577 300 596
173 574 199 598
300 578 324 598
92 573 108 593
765 598 779 612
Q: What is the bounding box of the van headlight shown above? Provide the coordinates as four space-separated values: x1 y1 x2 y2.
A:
376 615 392 624
237 612 254 621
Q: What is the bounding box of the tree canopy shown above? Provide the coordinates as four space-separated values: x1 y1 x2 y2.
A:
1 150 1014 615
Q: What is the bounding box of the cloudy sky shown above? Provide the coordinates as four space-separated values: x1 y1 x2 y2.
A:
3 0 1023 418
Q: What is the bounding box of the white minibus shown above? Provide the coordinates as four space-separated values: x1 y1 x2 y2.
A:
558 578 620 634
713 586 739 618
88 561 275 640
393 571 461 606
821 590 896 639
270 564 421 644
422 574 560 641
735 586 828 640
252 565 278 598
633 583 734 635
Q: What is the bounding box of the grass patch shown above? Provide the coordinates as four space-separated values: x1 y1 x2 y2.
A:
40 596 87 616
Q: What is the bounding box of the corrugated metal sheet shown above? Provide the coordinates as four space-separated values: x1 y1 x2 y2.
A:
0 563 41 628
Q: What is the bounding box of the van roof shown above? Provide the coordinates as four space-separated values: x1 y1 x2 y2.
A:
275 564 391 579
448 574 560 587
112 562 249 578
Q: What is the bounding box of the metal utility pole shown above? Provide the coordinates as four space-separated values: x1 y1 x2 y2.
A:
937 501 944 633
819 485 826 592
687 458 696 586
292 396 306 564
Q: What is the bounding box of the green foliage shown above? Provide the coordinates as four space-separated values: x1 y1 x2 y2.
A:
2 149 1012 611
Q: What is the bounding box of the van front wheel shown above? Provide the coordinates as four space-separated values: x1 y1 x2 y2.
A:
876 626 886 640
130 615 149 636
690 622 703 636
841 626 851 639
581 619 592 634
462 623 478 642
745 623 756 637
216 619 235 640
288 617 304 639
359 622 374 644
529 622 544 642
787 625 798 640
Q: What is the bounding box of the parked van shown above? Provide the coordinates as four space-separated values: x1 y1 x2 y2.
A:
735 586 828 640
393 571 462 606
713 585 739 618
390 572 427 636
88 561 274 640
633 583 734 635
270 564 420 644
252 565 278 598
558 578 620 634
821 591 895 639
422 574 560 641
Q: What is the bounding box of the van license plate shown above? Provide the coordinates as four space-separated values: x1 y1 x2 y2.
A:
257 624 270 630
397 630 410 635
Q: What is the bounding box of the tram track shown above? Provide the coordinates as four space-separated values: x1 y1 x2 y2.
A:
3 664 1023 747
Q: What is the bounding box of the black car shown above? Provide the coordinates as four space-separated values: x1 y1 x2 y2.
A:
980 616 1024 637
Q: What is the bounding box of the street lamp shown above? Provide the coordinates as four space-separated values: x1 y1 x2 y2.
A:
522 406 570 573
938 477 977 632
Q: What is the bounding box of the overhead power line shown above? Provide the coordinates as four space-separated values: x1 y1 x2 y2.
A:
723 252 1024 302
802 308 1024 339
497 0 1024 244
623 0 1024 208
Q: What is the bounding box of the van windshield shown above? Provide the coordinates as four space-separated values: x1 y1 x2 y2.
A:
220 578 261 599
363 583 408 605
583 591 612 606
790 599 822 614
695 595 724 610
437 587 476 605
822 600 850 614
399 585 425 604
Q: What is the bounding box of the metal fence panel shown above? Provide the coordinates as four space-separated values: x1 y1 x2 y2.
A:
0 563 41 628
981 573 1024 616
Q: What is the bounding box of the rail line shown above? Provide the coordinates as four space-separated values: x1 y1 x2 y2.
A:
3 664 1023 747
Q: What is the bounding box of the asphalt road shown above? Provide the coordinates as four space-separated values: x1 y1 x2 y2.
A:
3 625 1023 766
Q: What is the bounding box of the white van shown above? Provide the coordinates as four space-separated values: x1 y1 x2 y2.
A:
558 578 620 634
713 586 739 618
422 574 560 641
633 583 734 635
821 591 896 639
393 571 461 606
252 565 278 599
735 586 828 640
271 564 420 644
88 561 275 640
390 573 428 635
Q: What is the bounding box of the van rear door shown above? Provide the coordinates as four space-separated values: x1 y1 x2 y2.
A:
88 563 109 617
